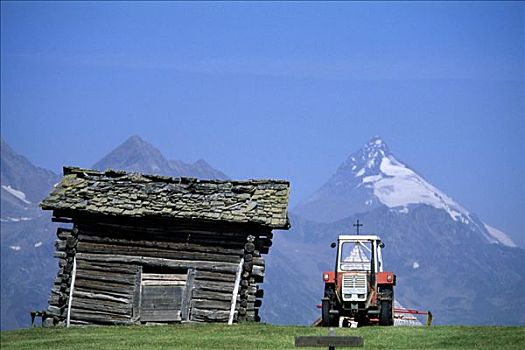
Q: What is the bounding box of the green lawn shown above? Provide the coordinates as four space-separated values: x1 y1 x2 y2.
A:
1 323 524 350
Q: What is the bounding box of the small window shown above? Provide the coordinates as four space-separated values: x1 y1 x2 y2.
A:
340 242 371 271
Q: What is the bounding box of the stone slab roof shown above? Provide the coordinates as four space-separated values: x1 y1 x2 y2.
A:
41 167 290 229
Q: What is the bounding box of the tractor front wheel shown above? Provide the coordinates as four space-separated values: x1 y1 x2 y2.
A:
321 298 332 327
322 286 337 327
379 300 393 326
379 286 394 326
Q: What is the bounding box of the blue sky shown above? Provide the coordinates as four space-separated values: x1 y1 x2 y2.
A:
1 2 524 245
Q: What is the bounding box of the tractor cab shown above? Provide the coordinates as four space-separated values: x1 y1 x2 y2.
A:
322 233 396 327
337 235 384 302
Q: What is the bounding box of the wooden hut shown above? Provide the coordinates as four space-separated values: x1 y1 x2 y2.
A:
40 167 290 326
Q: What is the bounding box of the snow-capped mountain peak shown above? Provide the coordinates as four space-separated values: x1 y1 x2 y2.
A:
364 153 468 223
335 137 469 222
294 137 517 248
339 136 389 177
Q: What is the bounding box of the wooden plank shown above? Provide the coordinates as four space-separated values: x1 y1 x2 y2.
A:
76 260 140 274
139 311 181 322
72 290 130 304
77 233 244 255
52 216 73 223
191 299 231 310
46 306 61 317
74 279 135 296
71 298 132 314
141 302 182 310
75 285 133 299
76 253 239 273
76 241 241 263
57 228 73 239
141 285 183 298
191 308 232 322
252 257 265 266
75 270 136 285
54 252 67 259
70 306 131 318
192 289 239 302
193 280 235 293
141 273 187 281
294 337 364 348
132 267 142 322
194 271 236 283
180 269 195 321
75 217 266 237
48 294 60 306
77 223 252 243
55 240 66 252
70 310 133 325
141 280 186 286
141 294 182 308
70 304 130 318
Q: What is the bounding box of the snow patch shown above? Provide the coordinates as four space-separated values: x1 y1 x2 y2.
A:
0 217 33 222
412 261 420 269
34 242 43 248
355 168 365 177
9 245 21 251
372 156 469 222
2 185 31 204
483 224 517 248
362 175 382 183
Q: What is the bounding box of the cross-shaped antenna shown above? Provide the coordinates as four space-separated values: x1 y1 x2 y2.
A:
353 219 363 235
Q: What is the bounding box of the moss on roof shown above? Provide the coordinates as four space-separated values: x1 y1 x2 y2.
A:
41 167 290 229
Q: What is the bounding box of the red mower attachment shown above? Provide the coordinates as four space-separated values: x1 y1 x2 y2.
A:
394 307 433 326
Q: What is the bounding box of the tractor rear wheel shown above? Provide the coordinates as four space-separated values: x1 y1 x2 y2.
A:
379 286 394 326
379 300 393 326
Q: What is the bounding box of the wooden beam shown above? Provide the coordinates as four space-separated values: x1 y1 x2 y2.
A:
75 253 239 273
180 268 195 321
66 257 77 327
228 257 244 325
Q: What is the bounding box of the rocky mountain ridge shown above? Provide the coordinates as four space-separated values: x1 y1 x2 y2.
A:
93 135 228 180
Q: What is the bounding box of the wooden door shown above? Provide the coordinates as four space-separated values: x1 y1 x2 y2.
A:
140 271 187 322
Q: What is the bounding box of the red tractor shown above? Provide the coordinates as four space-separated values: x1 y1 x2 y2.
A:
321 234 396 327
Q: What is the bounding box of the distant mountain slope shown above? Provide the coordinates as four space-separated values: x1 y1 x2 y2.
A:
1 139 60 330
1 138 59 219
169 159 228 180
93 135 228 180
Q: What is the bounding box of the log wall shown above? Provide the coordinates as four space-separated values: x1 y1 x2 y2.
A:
46 213 272 326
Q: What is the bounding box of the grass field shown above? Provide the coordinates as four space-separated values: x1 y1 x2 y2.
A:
1 323 524 350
